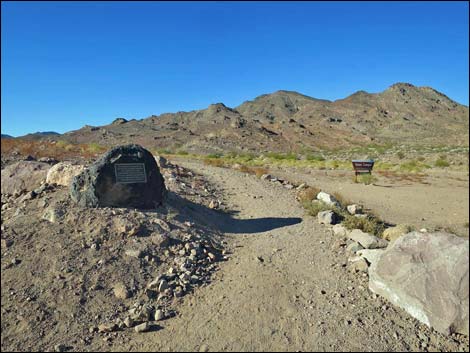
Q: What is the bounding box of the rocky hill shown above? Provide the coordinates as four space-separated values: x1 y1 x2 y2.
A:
29 83 470 153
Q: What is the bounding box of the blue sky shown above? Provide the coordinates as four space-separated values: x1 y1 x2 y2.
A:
1 1 469 137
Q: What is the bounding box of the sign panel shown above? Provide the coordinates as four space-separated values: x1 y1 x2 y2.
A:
114 163 147 184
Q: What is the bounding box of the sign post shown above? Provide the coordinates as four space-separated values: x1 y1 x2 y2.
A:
352 159 375 182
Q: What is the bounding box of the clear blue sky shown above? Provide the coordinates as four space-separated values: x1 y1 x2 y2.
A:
2 1 468 137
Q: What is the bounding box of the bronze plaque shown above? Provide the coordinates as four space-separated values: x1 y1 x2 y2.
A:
114 163 147 184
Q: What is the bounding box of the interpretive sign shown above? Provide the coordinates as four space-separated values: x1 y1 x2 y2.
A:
115 163 147 184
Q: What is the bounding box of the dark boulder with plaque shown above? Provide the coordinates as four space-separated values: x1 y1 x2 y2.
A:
70 144 166 208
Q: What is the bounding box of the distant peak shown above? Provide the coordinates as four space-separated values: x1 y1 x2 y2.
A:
389 82 416 89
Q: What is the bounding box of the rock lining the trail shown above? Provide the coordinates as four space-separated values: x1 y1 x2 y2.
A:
368 231 469 336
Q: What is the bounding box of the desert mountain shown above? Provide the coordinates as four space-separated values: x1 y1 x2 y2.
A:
44 83 470 153
16 131 60 140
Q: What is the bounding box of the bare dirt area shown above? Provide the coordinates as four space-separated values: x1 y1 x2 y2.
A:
1 158 469 352
265 165 470 238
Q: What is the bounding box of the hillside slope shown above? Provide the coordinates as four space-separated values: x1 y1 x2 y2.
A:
33 83 469 153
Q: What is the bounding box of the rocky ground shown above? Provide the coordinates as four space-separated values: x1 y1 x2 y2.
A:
1 158 227 351
1 156 469 352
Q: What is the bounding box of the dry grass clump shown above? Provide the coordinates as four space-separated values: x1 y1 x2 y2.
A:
203 158 225 167
253 167 269 178
302 200 336 217
353 174 378 185
342 214 385 237
1 138 106 160
297 186 321 203
331 192 351 207
376 170 428 184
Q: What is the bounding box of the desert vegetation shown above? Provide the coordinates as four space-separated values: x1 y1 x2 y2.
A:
1 138 106 160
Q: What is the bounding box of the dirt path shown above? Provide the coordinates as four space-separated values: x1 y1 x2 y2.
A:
103 161 467 352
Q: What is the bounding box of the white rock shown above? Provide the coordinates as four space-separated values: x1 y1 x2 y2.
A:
348 229 388 249
368 231 469 336
46 162 85 186
332 224 348 237
357 249 385 266
317 210 337 225
316 192 340 207
347 204 363 215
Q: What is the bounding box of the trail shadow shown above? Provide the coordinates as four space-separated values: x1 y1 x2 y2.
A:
166 192 302 234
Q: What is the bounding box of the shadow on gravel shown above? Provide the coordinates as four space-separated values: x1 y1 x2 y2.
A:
167 192 302 234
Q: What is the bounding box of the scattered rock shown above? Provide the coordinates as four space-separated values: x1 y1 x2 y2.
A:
98 323 117 333
317 210 337 225
347 204 363 215
346 242 364 254
332 224 348 237
42 207 65 223
348 229 388 249
356 249 385 266
134 322 152 333
349 257 369 273
54 344 67 352
154 309 165 321
260 174 271 180
382 224 413 243
20 191 37 202
155 155 169 169
369 231 469 336
113 282 131 300
208 200 219 209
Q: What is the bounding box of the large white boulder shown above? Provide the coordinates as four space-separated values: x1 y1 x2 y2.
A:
46 162 85 187
316 191 340 207
369 231 469 336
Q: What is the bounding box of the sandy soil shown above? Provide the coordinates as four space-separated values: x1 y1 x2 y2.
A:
2 159 468 351
266 166 469 238
100 160 467 352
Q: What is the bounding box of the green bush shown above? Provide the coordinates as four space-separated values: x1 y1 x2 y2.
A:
306 154 325 162
301 200 339 217
342 214 385 237
354 174 377 185
434 158 450 167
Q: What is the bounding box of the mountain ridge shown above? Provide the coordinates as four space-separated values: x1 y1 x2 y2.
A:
5 83 469 153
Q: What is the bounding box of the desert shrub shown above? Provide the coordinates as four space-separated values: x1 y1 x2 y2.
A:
297 186 321 203
434 158 450 168
206 153 222 159
306 154 325 162
396 151 405 159
175 150 189 155
354 174 377 185
399 160 424 173
265 152 298 160
203 158 225 167
155 148 173 155
417 156 426 162
0 138 106 160
331 192 350 208
342 214 385 237
253 167 269 178
301 200 336 217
